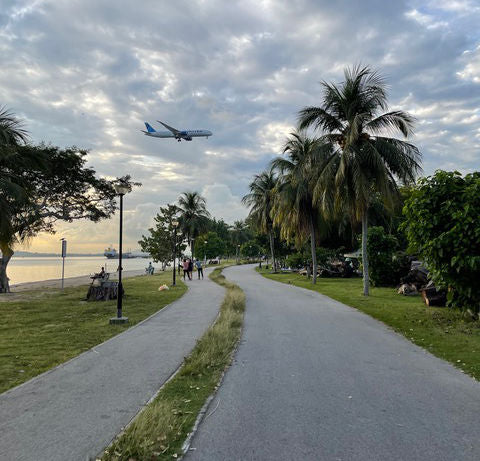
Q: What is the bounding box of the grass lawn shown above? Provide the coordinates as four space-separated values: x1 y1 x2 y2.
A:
0 272 186 394
258 268 480 380
102 266 245 461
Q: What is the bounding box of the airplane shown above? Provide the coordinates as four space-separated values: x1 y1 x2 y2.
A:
142 121 213 142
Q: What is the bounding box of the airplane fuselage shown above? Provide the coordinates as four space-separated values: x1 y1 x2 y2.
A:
144 129 212 141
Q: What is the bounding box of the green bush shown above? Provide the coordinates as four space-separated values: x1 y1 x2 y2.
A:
367 226 400 286
402 171 480 314
316 247 341 266
286 252 307 269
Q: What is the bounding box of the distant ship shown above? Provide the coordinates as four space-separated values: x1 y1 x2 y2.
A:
104 246 135 259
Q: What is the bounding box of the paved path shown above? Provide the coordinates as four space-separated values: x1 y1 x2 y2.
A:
0 268 224 461
186 265 480 461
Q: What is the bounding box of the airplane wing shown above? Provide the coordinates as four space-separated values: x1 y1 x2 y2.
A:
157 121 180 135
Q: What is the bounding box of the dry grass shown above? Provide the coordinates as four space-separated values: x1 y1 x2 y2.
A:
101 266 245 461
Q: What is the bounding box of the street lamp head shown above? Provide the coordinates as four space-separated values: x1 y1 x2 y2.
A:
114 182 130 195
172 220 179 227
204 240 207 244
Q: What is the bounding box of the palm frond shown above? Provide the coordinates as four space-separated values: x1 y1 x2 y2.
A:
366 111 416 137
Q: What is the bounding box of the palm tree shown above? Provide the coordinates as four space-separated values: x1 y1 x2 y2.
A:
177 191 210 258
0 107 29 234
229 220 250 249
0 106 28 145
271 131 330 283
0 107 29 292
298 65 421 295
242 168 278 271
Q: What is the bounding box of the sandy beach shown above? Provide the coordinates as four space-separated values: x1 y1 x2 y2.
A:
2 269 148 299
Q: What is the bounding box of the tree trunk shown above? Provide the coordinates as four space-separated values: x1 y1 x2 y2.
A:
269 231 276 272
310 214 317 284
362 211 369 296
0 243 13 293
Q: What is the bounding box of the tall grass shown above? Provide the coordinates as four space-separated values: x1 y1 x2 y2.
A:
101 267 245 460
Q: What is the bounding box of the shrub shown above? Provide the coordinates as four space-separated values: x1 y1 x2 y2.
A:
316 247 341 266
402 171 480 314
367 226 400 286
286 252 307 269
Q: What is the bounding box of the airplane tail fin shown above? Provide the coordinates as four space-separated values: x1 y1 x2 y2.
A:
144 122 156 133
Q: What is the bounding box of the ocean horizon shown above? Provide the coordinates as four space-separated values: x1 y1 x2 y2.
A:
7 256 159 285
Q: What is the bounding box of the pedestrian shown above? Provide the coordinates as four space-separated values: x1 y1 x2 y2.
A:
195 259 203 279
182 258 189 280
188 258 193 280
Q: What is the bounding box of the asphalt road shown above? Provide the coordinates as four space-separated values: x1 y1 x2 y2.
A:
0 269 224 461
186 265 480 461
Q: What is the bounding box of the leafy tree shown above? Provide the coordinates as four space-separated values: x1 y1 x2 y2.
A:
242 168 279 271
229 220 251 248
272 131 330 283
298 65 421 295
286 252 307 270
240 240 261 259
138 204 186 270
194 231 226 260
0 143 119 293
403 171 480 314
178 191 210 258
366 226 409 286
208 218 230 243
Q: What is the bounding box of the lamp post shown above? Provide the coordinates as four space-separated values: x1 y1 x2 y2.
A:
204 240 207 263
60 238 67 290
110 182 130 325
191 237 195 259
172 220 179 286
236 244 240 264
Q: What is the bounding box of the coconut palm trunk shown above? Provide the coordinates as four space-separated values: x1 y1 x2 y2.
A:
269 231 276 272
310 213 318 284
0 243 13 293
361 210 369 296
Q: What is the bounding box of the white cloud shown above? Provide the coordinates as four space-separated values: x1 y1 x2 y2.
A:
2 0 479 252
457 45 480 83
201 183 247 224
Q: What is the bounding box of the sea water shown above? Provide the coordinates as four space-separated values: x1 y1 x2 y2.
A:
7 256 159 285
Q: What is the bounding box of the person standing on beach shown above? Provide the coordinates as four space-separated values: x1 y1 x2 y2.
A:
195 259 203 279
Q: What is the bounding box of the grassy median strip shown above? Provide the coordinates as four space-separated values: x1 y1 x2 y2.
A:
101 267 245 461
0 272 186 394
258 268 480 380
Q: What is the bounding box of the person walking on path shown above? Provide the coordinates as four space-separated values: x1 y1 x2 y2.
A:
195 259 204 279
182 259 190 280
188 258 194 280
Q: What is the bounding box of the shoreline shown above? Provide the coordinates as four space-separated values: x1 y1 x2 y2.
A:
9 269 148 292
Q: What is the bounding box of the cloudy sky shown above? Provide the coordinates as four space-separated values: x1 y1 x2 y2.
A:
2 0 479 253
